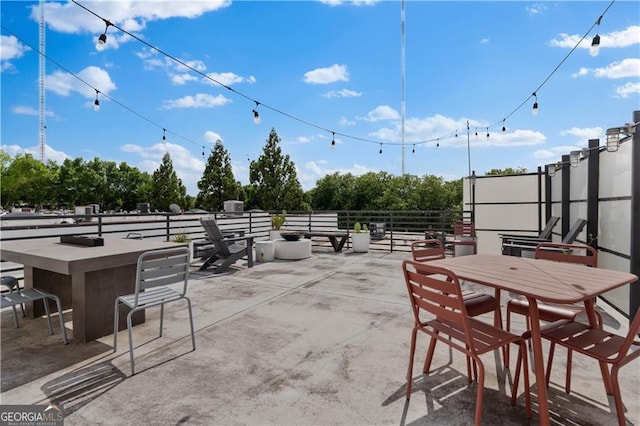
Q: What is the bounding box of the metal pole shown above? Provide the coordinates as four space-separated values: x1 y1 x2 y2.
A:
400 0 406 175
630 110 640 322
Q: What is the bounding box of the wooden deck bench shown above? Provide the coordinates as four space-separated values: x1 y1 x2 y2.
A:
302 231 349 252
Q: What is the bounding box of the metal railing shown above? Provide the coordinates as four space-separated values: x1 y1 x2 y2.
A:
0 209 470 278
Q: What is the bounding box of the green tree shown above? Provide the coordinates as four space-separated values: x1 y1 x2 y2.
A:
196 140 241 211
113 162 153 211
1 153 56 208
486 167 528 175
309 172 357 210
150 153 187 212
248 128 307 211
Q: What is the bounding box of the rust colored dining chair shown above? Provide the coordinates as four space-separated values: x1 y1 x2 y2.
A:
451 222 477 256
505 243 602 379
411 239 501 321
411 239 504 380
402 260 530 426
113 247 196 375
541 309 640 426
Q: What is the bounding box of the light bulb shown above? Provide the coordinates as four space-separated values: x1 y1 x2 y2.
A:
96 33 107 51
532 102 539 116
252 109 260 124
590 34 600 57
93 99 100 111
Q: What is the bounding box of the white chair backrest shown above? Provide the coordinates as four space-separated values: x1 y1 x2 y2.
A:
132 247 189 307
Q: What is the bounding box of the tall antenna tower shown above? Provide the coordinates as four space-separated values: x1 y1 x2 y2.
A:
38 0 46 163
400 0 406 175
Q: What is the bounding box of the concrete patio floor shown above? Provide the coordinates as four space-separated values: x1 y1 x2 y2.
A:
1 248 638 425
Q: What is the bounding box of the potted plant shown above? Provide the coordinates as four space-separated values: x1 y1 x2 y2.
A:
270 210 286 240
351 222 370 253
172 231 193 264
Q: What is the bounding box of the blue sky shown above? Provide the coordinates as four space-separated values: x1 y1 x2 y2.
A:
1 1 639 195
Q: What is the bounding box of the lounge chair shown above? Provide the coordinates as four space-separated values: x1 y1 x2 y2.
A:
198 216 255 273
502 218 586 257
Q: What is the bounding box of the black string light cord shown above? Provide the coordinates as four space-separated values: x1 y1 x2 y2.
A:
10 0 619 153
70 0 468 148
491 0 616 131
1 24 202 150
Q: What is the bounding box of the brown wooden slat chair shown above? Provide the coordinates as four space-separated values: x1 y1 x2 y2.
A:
402 260 530 425
505 242 602 386
541 309 640 426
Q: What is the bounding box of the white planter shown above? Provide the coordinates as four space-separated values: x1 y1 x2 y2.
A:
454 236 475 257
269 230 282 241
352 233 370 253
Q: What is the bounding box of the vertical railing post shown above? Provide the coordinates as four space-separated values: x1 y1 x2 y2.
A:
165 214 171 242
97 215 103 237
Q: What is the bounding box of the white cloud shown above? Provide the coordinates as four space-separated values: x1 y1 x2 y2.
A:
339 116 356 126
550 25 640 50
12 106 56 118
480 38 490 44
322 89 362 98
560 126 603 144
594 58 640 79
360 105 400 122
616 82 640 98
121 141 205 194
1 143 69 164
0 35 30 71
534 145 582 160
304 64 349 84
203 72 256 86
161 93 231 109
526 4 547 16
298 160 371 191
573 58 640 79
318 0 379 6
46 66 117 99
35 0 231 34
203 131 223 143
171 73 199 85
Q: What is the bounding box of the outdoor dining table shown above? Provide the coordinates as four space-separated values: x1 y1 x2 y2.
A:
428 253 638 426
0 237 187 343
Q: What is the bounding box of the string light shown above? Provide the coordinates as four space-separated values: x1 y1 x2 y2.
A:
331 132 336 149
486 127 490 138
502 119 506 132
202 146 205 157
590 16 602 57
93 89 100 111
532 92 539 116
64 0 619 157
162 128 166 141
475 128 478 137
95 19 112 51
379 143 383 154
252 101 260 124
412 144 415 155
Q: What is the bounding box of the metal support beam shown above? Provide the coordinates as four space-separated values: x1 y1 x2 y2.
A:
630 110 640 322
587 139 600 250
561 154 570 239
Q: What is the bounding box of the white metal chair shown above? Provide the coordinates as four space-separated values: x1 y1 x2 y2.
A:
1 276 68 344
113 247 196 375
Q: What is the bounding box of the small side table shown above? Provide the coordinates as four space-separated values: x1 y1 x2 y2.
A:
255 240 275 262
